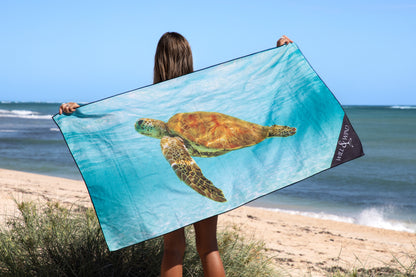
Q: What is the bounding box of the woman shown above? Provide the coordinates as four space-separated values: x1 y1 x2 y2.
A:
152 32 226 277
60 32 292 277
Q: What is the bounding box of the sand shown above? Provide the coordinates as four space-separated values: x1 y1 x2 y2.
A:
1 168 415 276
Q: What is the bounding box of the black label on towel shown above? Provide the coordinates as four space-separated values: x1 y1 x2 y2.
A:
331 114 364 168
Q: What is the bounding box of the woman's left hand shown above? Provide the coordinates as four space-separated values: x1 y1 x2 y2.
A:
59 102 80 115
276 35 293 47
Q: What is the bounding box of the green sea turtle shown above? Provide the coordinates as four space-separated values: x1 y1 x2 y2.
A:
135 111 296 203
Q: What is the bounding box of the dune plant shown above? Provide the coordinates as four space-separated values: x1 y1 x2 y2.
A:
0 201 276 276
0 202 164 276
326 255 416 277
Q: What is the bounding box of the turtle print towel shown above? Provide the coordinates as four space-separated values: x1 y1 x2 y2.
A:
53 43 364 251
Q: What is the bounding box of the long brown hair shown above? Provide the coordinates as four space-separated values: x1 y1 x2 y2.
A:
153 32 194 84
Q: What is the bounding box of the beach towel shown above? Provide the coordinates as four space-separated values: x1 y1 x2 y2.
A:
53 43 364 251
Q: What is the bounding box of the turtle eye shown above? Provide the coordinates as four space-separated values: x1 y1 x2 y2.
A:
137 119 144 126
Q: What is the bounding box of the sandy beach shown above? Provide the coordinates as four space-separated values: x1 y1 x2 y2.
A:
1 168 415 276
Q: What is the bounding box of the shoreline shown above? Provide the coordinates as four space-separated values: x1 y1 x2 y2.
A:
1 168 415 275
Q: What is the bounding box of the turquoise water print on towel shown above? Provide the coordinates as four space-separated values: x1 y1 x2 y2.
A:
53 43 363 251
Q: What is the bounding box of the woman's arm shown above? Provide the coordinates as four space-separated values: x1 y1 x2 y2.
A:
59 102 80 114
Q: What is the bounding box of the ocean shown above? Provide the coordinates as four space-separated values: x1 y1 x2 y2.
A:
1 102 415 232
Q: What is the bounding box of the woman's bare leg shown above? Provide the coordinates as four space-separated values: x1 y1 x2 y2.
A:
161 228 186 277
194 216 225 277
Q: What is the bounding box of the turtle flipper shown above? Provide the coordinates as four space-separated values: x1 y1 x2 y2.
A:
267 125 297 137
160 136 227 203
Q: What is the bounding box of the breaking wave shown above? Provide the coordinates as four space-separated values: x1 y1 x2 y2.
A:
0 109 52 120
263 207 416 233
389 105 416 110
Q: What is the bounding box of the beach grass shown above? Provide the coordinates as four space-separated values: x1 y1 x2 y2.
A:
325 246 416 277
0 201 276 276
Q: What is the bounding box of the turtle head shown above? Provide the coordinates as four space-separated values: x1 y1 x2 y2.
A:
135 118 169 139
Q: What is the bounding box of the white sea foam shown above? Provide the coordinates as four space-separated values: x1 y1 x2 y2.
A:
50 128 60 132
0 109 52 120
356 207 415 233
264 207 355 224
389 105 416 110
262 207 416 233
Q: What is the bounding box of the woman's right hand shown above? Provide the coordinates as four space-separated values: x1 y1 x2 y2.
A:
59 102 80 114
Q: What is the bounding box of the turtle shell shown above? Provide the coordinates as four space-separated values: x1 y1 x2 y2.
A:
167 112 269 150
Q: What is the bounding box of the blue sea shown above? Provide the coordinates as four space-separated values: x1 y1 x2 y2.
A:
1 102 415 232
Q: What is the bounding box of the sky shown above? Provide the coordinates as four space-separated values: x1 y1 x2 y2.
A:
1 1 415 105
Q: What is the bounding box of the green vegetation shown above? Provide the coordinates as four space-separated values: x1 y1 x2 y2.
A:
326 266 415 277
0 202 276 276
324 248 416 277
